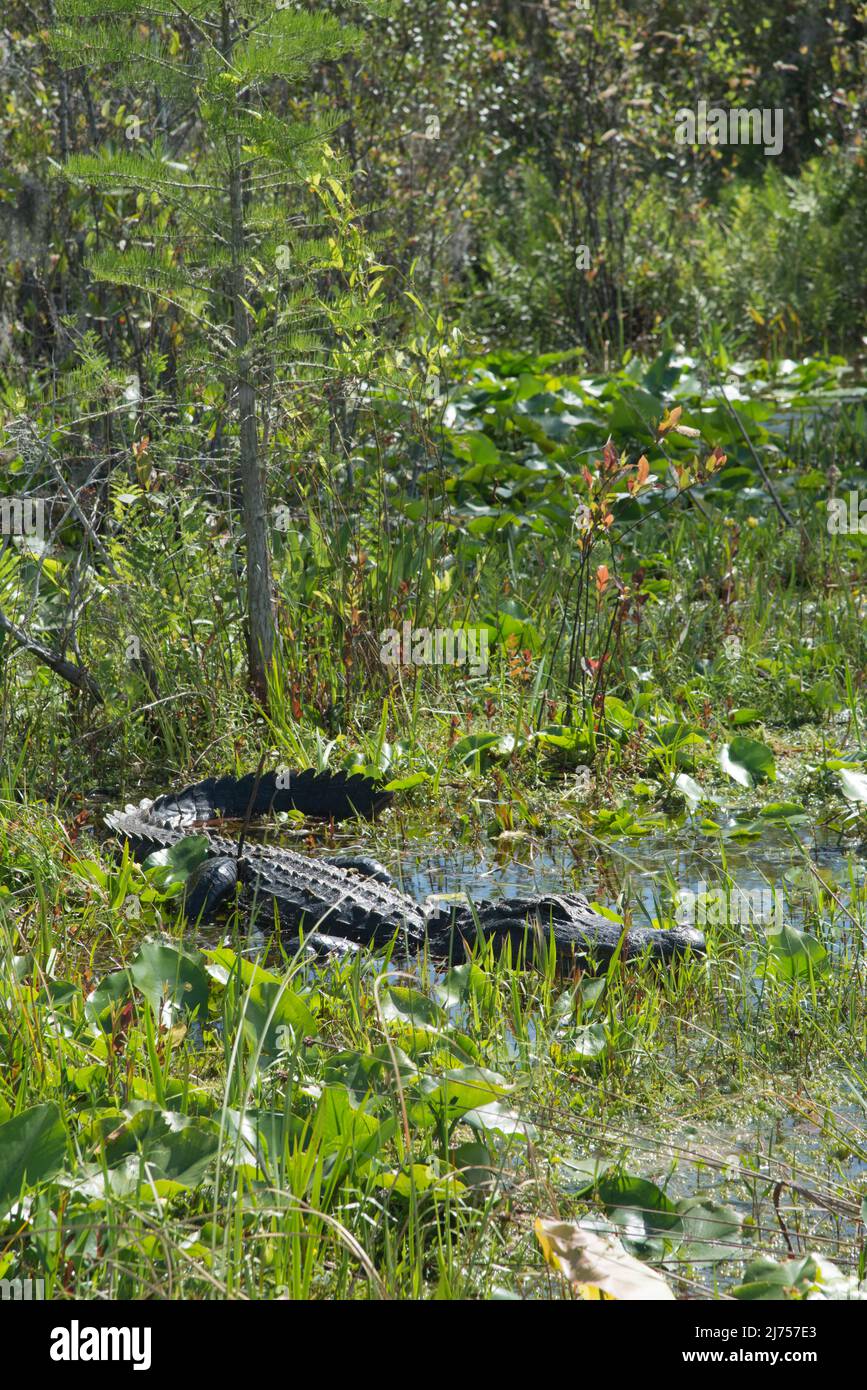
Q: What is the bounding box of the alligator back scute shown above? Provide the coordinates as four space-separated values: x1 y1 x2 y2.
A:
236 843 427 944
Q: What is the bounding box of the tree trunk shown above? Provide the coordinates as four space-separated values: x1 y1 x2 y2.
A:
224 6 277 704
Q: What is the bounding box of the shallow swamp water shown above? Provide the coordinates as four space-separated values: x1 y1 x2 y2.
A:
240 805 867 1291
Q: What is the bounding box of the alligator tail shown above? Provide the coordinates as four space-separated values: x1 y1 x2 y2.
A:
143 768 391 829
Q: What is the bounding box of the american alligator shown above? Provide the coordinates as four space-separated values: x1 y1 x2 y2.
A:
105 769 705 970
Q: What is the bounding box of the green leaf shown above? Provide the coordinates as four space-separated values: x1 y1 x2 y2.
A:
650 721 704 751
451 732 504 771
241 979 318 1060
450 430 500 470
204 946 283 990
594 1174 681 1259
561 1022 608 1063
720 737 776 787
382 987 443 1032
68 859 110 889
759 801 807 822
316 1085 388 1153
534 724 588 756
86 967 134 1032
602 696 636 732
435 961 493 1009
383 772 429 791
452 1141 498 1188
324 1045 417 1100
463 1101 536 1141
129 940 210 1024
761 922 828 981
376 1164 465 1199
143 834 210 886
99 1108 222 1186
0 1103 67 1217
675 1198 741 1263
414 1067 512 1124
731 708 762 726
732 1255 818 1301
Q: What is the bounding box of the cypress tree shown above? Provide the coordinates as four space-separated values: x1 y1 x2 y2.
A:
49 0 390 703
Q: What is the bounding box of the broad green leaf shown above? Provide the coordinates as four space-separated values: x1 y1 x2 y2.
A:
759 801 807 822
452 732 526 771
0 1103 67 1217
732 1255 818 1301
324 1045 417 1100
143 835 210 886
731 708 762 726
98 1107 222 1185
414 1067 512 1123
452 1142 498 1188
675 1198 741 1263
602 697 636 732
650 721 704 750
561 1022 608 1062
761 923 828 981
383 772 429 791
86 967 134 1032
720 737 776 787
594 1174 681 1259
241 978 318 1060
204 946 283 989
381 986 443 1031
376 1164 465 1199
129 940 209 1024
435 961 493 1009
463 1101 536 1141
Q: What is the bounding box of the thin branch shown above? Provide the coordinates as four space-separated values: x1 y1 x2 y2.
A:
0 605 103 703
711 377 796 529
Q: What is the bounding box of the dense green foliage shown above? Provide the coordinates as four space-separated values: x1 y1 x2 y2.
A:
1 0 866 1305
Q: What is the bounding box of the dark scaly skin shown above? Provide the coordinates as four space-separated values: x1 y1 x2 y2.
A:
105 770 706 970
431 895 706 969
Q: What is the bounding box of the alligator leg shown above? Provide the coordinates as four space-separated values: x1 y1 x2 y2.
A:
321 854 394 886
183 855 239 923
